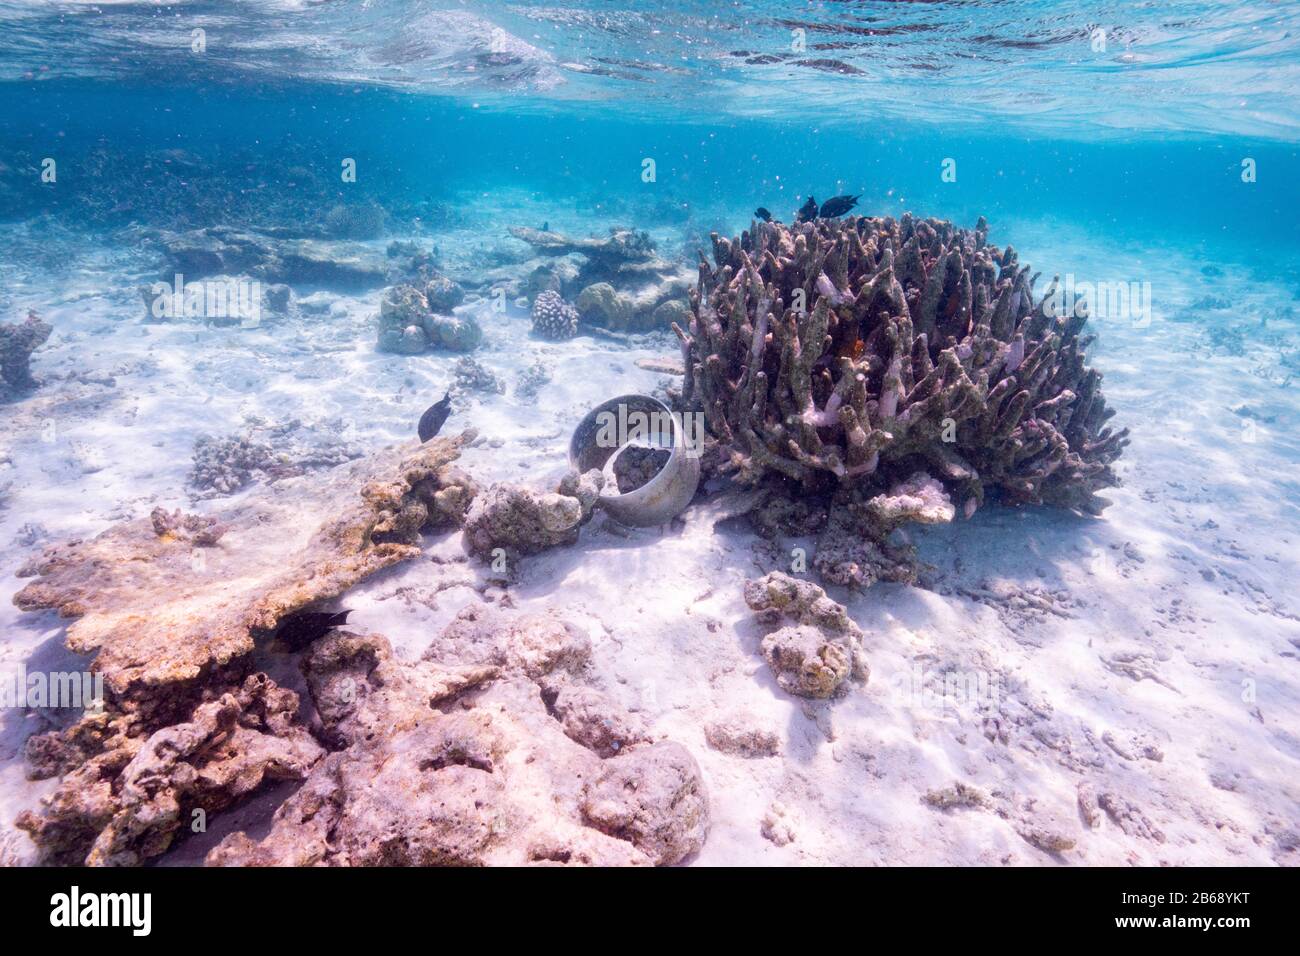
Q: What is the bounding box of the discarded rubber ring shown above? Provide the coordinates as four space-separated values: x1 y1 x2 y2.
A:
569 394 702 527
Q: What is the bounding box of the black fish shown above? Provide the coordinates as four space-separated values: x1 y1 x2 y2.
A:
819 194 860 218
796 196 819 222
275 609 352 651
542 221 549 232
754 207 772 223
418 390 452 442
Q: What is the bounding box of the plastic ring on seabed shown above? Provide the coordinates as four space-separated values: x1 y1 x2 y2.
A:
568 394 702 527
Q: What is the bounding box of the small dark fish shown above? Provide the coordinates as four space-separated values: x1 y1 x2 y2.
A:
796 196 819 222
542 221 549 232
754 207 772 223
819 194 860 218
418 390 452 442
275 609 352 651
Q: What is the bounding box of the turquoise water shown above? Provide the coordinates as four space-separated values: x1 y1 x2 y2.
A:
1 1 1298 254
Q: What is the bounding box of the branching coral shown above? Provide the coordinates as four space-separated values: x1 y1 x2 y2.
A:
677 214 1130 588
678 214 1128 517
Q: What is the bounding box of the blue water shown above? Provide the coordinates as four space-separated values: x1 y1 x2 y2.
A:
1 1 1298 257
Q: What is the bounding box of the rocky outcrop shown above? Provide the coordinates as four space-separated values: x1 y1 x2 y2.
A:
508 226 664 282
208 609 708 866
160 226 397 289
580 742 709 865
575 278 692 333
12 433 482 864
508 225 692 332
377 278 478 354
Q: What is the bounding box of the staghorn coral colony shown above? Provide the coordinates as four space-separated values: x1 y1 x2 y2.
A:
676 214 1129 586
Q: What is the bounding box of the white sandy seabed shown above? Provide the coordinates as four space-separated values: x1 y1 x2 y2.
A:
0 207 1297 867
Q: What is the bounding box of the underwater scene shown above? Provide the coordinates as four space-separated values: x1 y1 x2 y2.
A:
0 0 1298 874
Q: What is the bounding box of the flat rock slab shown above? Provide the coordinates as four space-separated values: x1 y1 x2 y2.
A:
14 431 477 706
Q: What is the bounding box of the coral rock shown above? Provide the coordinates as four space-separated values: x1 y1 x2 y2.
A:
576 281 635 329
543 677 651 757
15 432 478 711
462 470 604 564
450 355 505 397
211 624 707 867
0 311 52 394
423 312 482 352
744 571 868 698
704 713 781 757
424 274 466 313
761 624 854 698
377 281 478 354
17 673 322 865
580 741 709 865
811 472 955 589
149 507 227 547
162 226 391 288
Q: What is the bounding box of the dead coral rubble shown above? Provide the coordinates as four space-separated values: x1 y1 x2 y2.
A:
188 422 364 497
149 507 227 547
15 433 709 866
812 471 955 589
209 608 707 866
680 214 1128 582
13 434 480 865
18 673 323 866
743 571 869 699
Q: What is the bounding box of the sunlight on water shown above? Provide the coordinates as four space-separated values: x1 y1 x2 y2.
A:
1 0 1298 138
